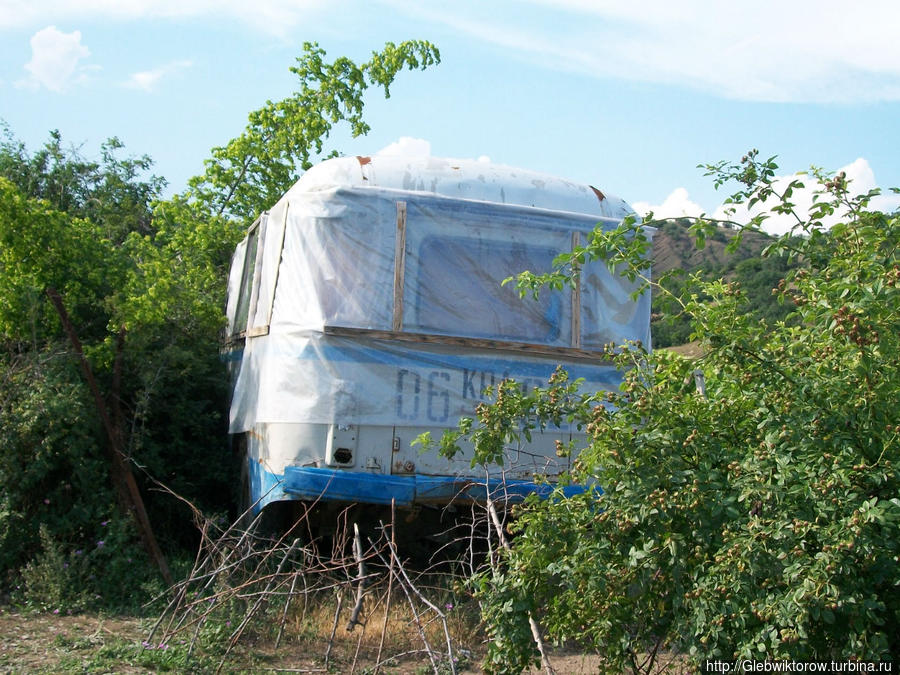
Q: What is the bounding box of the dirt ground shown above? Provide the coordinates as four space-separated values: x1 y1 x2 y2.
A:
0 609 148 674
0 607 625 674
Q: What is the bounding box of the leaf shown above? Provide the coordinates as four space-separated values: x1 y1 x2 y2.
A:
188 41 441 221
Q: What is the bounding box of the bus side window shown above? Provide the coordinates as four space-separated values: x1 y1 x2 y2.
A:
233 223 261 337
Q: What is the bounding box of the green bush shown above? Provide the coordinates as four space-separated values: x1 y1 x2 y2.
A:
15 518 160 613
440 153 900 672
0 350 108 575
0 352 163 611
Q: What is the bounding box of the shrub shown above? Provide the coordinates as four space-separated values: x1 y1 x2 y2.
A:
441 153 900 672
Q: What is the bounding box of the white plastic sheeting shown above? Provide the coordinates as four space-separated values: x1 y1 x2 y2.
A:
226 155 651 432
299 154 633 219
229 332 628 430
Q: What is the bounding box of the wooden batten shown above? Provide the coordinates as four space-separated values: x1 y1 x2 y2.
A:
571 231 582 349
392 201 407 332
323 325 612 363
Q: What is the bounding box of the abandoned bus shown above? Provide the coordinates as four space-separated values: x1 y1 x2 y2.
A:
224 153 651 517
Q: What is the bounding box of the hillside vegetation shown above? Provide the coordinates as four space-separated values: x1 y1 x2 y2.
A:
651 219 799 347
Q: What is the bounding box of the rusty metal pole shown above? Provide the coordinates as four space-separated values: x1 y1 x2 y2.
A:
45 287 173 586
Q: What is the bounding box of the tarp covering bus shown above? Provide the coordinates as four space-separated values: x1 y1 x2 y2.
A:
224 153 651 514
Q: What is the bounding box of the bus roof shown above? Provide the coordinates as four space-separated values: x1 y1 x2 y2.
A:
289 154 633 220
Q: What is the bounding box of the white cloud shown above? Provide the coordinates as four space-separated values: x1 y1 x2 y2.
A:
7 1 900 102
374 138 496 164
638 159 899 236
376 137 432 157
17 25 93 92
124 59 192 92
711 158 900 235
633 187 705 219
386 0 900 104
0 0 328 37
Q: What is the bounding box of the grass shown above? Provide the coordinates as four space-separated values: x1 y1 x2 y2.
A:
2 500 497 673
0 583 484 674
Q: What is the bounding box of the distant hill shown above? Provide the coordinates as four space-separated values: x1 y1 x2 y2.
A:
649 220 798 347
651 219 774 276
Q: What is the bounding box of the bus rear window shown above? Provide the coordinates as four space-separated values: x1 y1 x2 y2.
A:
411 235 562 343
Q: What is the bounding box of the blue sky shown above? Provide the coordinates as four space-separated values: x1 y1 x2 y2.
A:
2 0 899 232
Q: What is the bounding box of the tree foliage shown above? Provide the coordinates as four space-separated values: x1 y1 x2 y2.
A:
438 152 900 672
0 123 164 244
0 39 440 602
0 144 175 603
187 40 440 221
0 177 121 345
650 220 799 348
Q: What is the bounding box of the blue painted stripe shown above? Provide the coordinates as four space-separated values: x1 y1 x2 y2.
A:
280 466 596 506
284 467 417 506
247 458 288 514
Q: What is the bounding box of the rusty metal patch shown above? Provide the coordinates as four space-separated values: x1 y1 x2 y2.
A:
589 185 606 202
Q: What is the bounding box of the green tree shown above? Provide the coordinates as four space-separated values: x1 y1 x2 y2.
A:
0 123 164 244
0 172 154 602
437 152 900 672
186 40 440 221
0 177 123 346
0 37 441 601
